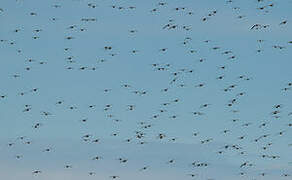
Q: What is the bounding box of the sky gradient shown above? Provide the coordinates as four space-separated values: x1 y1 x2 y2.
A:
0 0 292 179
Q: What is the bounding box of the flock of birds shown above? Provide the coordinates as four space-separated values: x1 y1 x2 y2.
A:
0 0 291 180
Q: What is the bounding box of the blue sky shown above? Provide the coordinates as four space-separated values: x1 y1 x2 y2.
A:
0 0 292 179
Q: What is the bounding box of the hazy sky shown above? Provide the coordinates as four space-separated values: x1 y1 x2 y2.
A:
0 0 292 180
